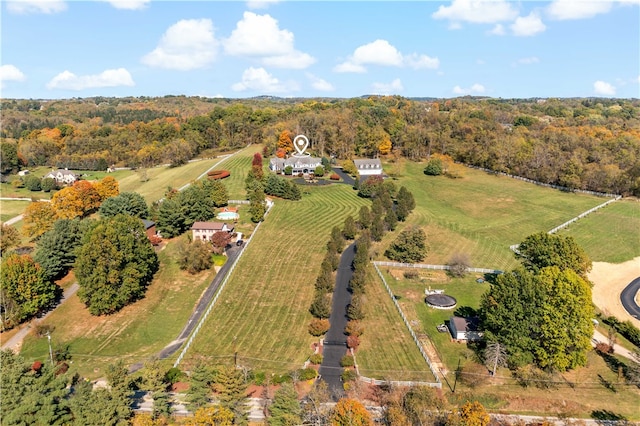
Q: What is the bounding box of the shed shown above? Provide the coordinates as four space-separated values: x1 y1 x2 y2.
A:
448 316 482 342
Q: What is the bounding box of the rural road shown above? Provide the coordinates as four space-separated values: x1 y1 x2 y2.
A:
620 276 640 321
319 242 355 400
1 283 79 352
129 243 245 372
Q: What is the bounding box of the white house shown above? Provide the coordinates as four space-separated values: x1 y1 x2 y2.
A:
448 316 483 342
191 221 234 241
353 159 383 176
44 169 78 185
18 170 29 177
269 156 322 175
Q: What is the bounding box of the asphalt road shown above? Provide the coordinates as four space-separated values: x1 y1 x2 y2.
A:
319 242 356 400
620 276 640 321
129 243 244 372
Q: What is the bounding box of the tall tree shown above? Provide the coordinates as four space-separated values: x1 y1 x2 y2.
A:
34 218 87 281
330 398 373 426
249 187 267 223
384 227 427 263
75 215 159 315
516 232 592 278
51 186 85 219
142 359 171 420
94 176 120 201
213 366 248 425
268 382 302 426
0 223 21 254
99 192 149 219
202 179 229 208
156 197 185 238
342 216 357 240
186 406 234 426
22 201 57 238
186 363 214 411
0 254 58 329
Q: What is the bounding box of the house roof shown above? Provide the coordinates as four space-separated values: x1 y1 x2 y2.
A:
47 169 78 177
353 159 382 169
191 221 233 231
141 219 155 230
450 316 479 332
270 156 322 168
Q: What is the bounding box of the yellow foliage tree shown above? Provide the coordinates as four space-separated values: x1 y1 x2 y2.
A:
51 186 84 219
277 130 293 154
94 176 120 201
185 406 234 426
22 201 57 238
73 180 101 213
447 401 490 426
378 136 392 155
330 398 373 426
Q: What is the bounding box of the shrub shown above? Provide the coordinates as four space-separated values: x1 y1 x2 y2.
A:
345 320 364 337
330 173 340 181
314 166 325 177
341 369 357 382
284 166 293 175
424 158 443 176
41 177 57 192
299 367 318 381
33 324 55 337
308 318 330 336
403 270 420 280
346 335 360 350
595 342 614 354
272 374 292 385
340 355 355 367
165 367 184 384
24 175 42 191
309 354 323 365
448 253 471 277
253 371 266 385
206 170 230 180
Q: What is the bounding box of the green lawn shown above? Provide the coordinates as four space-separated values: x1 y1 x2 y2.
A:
379 161 607 271
18 240 214 380
216 144 263 200
182 184 371 373
560 198 640 263
0 200 31 223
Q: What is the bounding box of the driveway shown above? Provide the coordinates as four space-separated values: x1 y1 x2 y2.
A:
620 276 640 321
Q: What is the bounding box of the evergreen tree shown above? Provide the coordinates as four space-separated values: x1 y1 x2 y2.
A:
384 227 427 263
186 363 214 411
309 293 331 319
342 216 357 240
384 209 398 232
249 187 267 223
358 206 371 229
213 366 248 425
370 214 385 242
34 218 87 281
99 192 149 219
268 383 302 426
156 197 186 238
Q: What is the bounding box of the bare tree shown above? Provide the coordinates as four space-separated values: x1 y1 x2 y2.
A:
484 341 508 377
448 252 471 277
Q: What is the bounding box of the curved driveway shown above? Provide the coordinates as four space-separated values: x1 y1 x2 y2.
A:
620 276 640 321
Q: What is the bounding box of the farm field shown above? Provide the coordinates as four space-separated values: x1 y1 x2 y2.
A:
182 183 372 373
560 198 640 263
17 239 214 380
374 160 609 271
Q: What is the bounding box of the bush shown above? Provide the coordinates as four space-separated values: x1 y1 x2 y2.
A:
41 177 57 192
340 355 355 367
33 324 55 337
424 158 443 176
165 367 184 384
23 175 42 191
346 335 360 350
595 342 614 354
345 320 364 337
308 318 330 336
603 316 640 347
341 369 357 382
330 173 340 181
284 166 293 176
309 354 323 365
448 253 471 277
298 367 318 381
314 166 325 177
253 371 266 385
403 270 420 280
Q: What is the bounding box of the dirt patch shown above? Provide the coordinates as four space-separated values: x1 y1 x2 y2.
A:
588 256 640 328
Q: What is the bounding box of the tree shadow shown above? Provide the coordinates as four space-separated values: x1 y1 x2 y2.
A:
453 306 477 318
591 409 628 423
483 272 501 284
597 374 617 393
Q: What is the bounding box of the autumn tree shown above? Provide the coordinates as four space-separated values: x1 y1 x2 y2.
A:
22 201 57 238
75 215 159 315
330 398 373 426
213 365 248 425
384 227 427 263
278 130 294 154
0 254 58 329
94 176 120 201
51 186 85 219
447 401 490 426
211 231 232 254
73 180 102 212
378 135 392 155
252 152 265 181
142 359 171 420
186 406 234 426
0 223 20 254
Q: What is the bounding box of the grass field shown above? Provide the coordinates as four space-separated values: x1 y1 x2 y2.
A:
17 240 214 379
375 160 607 271
0 200 31 222
560 198 640 263
182 183 372 373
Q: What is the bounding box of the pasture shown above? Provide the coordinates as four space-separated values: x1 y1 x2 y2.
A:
0 200 31 223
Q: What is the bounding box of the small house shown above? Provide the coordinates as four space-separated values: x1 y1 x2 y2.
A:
44 169 78 185
18 170 30 177
141 219 156 238
191 221 235 241
353 159 383 176
448 316 482 342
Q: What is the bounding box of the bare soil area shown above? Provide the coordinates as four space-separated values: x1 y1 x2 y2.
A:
588 256 640 327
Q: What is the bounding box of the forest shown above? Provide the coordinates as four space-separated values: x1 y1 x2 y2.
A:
1 95 639 196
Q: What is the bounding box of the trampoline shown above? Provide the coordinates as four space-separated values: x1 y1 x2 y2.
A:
425 294 457 309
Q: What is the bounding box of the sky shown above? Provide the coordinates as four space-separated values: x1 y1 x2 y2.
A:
1 0 639 100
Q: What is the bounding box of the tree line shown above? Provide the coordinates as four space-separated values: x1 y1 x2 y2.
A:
2 96 639 195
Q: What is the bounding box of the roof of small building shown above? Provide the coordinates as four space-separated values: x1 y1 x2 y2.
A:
191 221 233 231
141 219 155 230
353 159 382 169
450 316 479 332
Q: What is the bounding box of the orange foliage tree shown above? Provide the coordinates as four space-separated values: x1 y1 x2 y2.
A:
94 176 120 201
73 180 101 212
51 187 85 219
22 201 57 238
447 401 490 426
185 406 234 426
330 398 373 426
278 130 293 154
378 136 392 155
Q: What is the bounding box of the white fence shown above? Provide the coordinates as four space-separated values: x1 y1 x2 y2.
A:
372 263 442 388
173 201 274 367
358 376 442 388
373 261 502 275
547 196 621 234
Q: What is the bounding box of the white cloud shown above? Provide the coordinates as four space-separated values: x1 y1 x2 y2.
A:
0 65 27 87
335 39 439 73
306 73 335 91
141 19 218 70
518 56 540 64
6 0 67 14
453 83 486 95
593 80 616 95
546 0 613 20
46 68 134 90
223 12 315 69
432 0 518 24
511 12 546 36
231 67 298 93
488 24 505 35
371 79 404 95
246 0 280 9
102 0 150 10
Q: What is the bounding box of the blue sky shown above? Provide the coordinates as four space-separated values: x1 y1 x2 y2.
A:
1 0 638 99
